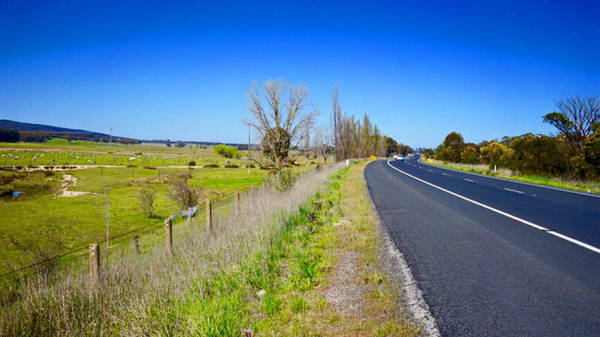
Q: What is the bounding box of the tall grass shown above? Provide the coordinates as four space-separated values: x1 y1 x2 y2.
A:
1 162 345 336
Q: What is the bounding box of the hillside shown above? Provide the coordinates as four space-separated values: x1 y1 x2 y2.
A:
0 119 111 137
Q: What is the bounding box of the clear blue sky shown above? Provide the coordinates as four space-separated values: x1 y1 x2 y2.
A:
1 1 598 148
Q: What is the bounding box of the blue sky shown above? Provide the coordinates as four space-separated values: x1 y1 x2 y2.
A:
1 1 598 148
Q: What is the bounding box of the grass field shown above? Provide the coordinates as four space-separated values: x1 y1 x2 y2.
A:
0 140 246 167
1 159 344 336
0 139 328 275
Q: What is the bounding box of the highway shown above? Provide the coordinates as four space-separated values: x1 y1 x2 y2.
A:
365 156 600 336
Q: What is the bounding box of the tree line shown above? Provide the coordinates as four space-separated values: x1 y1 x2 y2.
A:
248 80 409 169
0 129 140 144
428 96 600 180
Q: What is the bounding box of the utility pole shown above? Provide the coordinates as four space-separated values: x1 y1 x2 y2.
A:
104 186 111 249
248 124 251 175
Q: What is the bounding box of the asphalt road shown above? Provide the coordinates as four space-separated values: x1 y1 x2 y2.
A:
365 157 600 336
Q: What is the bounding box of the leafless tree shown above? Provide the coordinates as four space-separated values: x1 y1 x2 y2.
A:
544 96 600 154
247 79 316 170
313 126 331 163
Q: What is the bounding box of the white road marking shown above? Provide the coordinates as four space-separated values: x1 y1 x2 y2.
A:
417 158 600 199
386 160 600 254
441 173 449 176
504 187 524 194
464 178 475 182
427 169 433 172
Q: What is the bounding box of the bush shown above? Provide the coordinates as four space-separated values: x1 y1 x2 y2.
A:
213 144 240 159
188 161 196 166
274 170 298 192
203 163 219 168
138 188 155 218
224 164 239 168
169 179 203 210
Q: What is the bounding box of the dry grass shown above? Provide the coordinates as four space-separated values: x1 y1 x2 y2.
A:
0 163 345 336
251 162 422 336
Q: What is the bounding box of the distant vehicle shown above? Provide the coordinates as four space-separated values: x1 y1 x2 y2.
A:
393 154 405 161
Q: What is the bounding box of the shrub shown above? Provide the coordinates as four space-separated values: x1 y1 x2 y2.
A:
274 170 298 192
213 144 240 159
224 164 239 168
188 161 196 166
203 163 220 168
169 179 202 210
138 188 155 218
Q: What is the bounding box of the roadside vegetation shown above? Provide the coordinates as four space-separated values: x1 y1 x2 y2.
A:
423 95 600 193
0 162 344 336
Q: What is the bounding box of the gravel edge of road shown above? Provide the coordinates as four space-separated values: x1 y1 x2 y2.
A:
364 162 441 337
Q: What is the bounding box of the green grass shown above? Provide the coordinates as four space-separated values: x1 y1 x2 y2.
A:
0 167 269 274
0 138 329 275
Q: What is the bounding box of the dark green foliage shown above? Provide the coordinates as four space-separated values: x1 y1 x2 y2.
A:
501 134 569 176
584 123 600 175
436 132 465 162
0 128 19 142
460 145 479 164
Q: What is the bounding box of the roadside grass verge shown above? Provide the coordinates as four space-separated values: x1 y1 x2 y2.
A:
0 162 344 336
422 157 600 194
248 162 421 336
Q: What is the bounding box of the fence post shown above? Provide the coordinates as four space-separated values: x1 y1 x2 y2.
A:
133 235 141 254
165 218 173 255
206 199 212 230
89 243 100 288
235 192 240 215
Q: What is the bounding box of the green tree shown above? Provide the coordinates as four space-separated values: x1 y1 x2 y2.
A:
436 132 464 162
480 141 507 166
543 96 600 154
460 145 479 164
213 144 240 158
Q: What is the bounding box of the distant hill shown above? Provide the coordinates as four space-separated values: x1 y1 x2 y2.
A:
0 120 252 147
0 119 111 137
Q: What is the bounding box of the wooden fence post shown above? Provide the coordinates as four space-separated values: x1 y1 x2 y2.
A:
165 218 173 255
206 199 212 230
235 192 240 215
133 235 141 254
89 243 100 288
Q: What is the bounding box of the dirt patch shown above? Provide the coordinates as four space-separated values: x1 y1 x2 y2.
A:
325 250 364 316
57 174 92 198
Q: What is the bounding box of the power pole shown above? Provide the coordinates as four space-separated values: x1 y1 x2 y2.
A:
248 124 251 174
104 186 111 249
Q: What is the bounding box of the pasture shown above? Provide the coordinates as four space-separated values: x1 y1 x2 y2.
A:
0 139 327 275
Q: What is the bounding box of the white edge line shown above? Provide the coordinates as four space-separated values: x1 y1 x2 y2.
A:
464 178 475 182
386 160 600 254
504 187 524 194
547 231 600 254
417 157 600 199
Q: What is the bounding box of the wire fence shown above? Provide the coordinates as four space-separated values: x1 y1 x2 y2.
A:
0 181 259 284
0 164 338 285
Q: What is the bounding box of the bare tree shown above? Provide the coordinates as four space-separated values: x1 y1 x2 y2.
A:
248 79 316 170
544 96 600 154
313 126 331 163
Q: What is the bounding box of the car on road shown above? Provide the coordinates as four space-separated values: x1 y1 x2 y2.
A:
393 154 405 161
